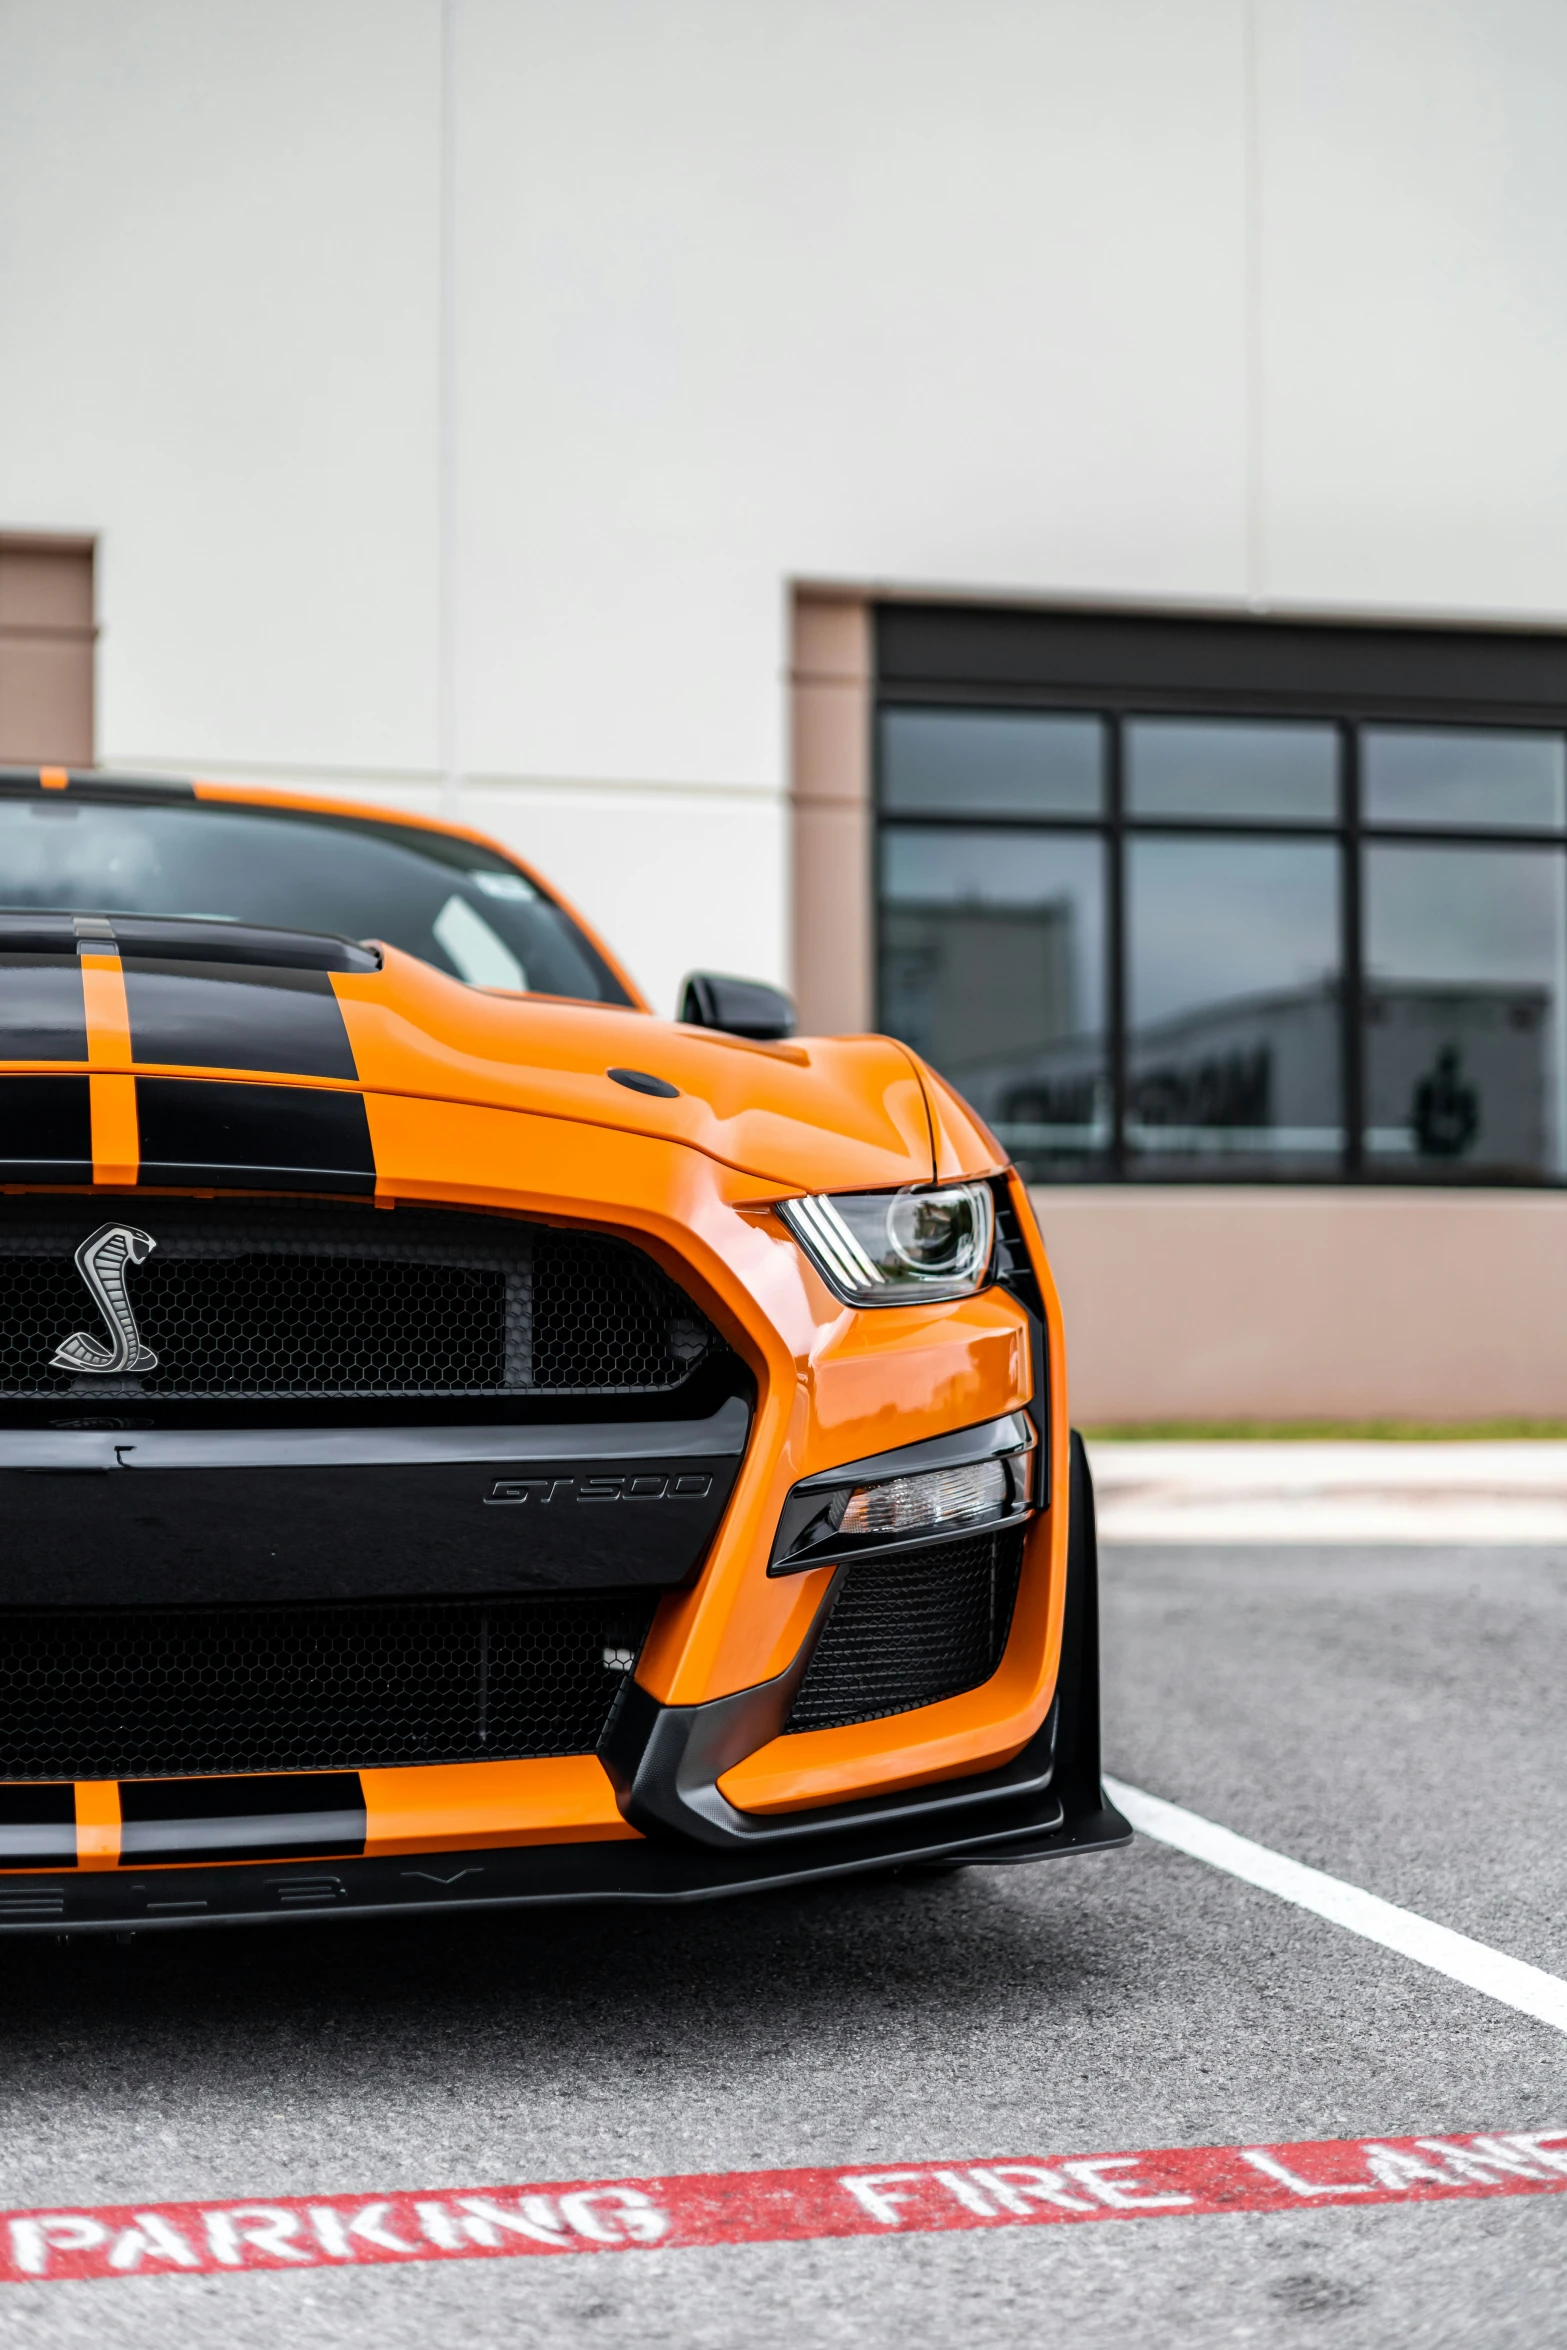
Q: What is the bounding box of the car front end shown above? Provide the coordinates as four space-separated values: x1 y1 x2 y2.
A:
0 768 1126 1930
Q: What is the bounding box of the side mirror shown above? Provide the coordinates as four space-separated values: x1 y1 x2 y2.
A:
678 971 797 1042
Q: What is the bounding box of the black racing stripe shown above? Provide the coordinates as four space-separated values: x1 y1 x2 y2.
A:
0 1783 77 1868
0 1785 75 1825
0 957 88 1061
0 1075 93 1180
122 961 358 1079
134 1077 375 1193
120 1773 364 1821
118 1772 366 1864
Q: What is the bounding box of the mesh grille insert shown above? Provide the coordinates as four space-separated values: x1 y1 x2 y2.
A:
0 1202 726 1398
0 1596 659 1779
532 1229 713 1391
786 1529 1026 1734
117 1252 504 1395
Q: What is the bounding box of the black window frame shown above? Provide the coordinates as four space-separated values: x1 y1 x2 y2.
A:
874 603 1567 1186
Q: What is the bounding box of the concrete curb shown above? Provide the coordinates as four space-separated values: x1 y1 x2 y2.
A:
1087 1441 1567 1544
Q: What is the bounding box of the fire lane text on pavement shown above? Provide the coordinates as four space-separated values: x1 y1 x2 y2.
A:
8 2129 1567 2284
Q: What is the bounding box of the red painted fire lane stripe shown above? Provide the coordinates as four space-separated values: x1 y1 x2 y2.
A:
7 2131 1567 2283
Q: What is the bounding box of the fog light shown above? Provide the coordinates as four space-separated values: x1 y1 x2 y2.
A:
833 1457 1008 1539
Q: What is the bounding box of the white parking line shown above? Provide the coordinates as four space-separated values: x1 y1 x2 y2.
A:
1105 1776 1567 2036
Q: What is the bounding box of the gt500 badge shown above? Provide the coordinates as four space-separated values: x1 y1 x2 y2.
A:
485 1472 712 1505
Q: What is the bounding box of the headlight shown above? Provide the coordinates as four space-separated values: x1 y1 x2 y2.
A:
779 1181 995 1306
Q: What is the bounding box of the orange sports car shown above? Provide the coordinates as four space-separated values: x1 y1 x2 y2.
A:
0 766 1126 1930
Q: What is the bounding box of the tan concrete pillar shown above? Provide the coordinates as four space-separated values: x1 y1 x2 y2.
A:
0 534 96 765
789 590 872 1035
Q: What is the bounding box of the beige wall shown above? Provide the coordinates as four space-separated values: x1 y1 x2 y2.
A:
789 590 872 1035
1036 1187 1567 1423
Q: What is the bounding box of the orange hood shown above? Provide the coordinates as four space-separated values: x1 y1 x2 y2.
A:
0 923 1004 1196
334 948 944 1195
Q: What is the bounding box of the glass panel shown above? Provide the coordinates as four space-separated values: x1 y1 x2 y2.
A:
1363 728 1566 831
0 797 632 1003
879 709 1104 818
1127 718 1338 823
879 827 1108 1177
1127 837 1342 1173
1364 844 1567 1180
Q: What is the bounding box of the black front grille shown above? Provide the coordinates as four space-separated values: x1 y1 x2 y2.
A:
109 1253 505 1395
0 1595 659 1778
0 1201 728 1399
786 1530 1026 1734
532 1229 713 1390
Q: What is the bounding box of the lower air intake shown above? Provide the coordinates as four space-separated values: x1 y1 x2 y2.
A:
785 1529 1025 1734
0 1597 658 1779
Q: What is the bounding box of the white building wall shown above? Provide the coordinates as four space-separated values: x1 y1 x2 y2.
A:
2 0 1565 1016
0 0 442 778
1260 0 1567 612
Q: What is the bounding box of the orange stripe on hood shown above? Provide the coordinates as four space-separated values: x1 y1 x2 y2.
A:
80 950 139 1183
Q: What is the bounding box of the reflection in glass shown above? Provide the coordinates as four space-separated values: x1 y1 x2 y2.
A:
879 709 1103 818
1364 729 1566 832
1364 845 1567 1179
879 828 1107 1175
0 798 629 1002
1127 838 1342 1172
1127 719 1338 823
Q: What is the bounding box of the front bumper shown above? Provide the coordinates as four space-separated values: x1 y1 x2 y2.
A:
0 1403 749 1605
0 1435 1127 1931
0 1764 1125 1937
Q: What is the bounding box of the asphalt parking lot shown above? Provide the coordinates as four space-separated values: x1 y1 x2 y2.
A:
2 1535 1566 2348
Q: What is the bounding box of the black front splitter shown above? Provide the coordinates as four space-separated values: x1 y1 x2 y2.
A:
0 1783 1128 1936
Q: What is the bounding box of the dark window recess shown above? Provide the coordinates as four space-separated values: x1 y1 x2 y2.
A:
786 1529 1025 1734
0 1201 729 1399
0 1595 660 1778
876 604 1567 1187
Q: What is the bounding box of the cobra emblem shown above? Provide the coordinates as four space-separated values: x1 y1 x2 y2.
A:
51 1223 159 1376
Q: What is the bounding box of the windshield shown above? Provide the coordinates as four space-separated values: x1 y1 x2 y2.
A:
0 795 634 1005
